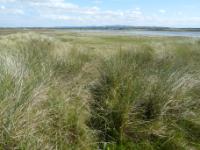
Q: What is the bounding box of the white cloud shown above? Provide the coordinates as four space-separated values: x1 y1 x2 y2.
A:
0 5 5 9
26 0 143 24
30 0 79 10
159 9 166 14
0 5 24 15
0 0 199 27
0 0 16 2
177 11 183 15
41 7 144 25
93 0 102 4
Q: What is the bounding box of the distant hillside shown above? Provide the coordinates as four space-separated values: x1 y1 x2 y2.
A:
61 26 200 32
1 26 200 32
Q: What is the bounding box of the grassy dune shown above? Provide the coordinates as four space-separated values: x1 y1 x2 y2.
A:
0 31 200 149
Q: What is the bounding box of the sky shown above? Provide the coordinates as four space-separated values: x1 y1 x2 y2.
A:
0 0 200 27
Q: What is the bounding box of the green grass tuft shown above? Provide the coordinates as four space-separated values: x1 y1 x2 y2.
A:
0 31 200 149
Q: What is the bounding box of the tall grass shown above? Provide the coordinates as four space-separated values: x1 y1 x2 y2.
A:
90 43 200 149
0 33 95 149
0 32 200 149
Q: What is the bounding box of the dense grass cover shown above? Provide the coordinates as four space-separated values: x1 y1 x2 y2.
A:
0 31 200 149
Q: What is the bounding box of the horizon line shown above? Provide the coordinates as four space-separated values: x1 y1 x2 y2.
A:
0 25 200 29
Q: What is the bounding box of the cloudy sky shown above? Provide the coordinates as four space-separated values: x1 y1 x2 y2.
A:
0 0 200 27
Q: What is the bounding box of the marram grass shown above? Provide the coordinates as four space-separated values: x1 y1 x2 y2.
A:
0 32 200 150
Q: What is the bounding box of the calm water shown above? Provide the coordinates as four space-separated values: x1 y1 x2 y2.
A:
126 30 200 37
74 29 200 37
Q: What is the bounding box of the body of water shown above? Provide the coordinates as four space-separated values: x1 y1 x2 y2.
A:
73 29 200 37
126 30 200 37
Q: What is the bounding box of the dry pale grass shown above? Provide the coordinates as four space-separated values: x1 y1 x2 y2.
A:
0 31 199 149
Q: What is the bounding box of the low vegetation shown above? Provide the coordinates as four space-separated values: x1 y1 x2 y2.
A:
0 31 200 149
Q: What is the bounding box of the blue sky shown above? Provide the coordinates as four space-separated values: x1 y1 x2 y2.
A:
0 0 200 27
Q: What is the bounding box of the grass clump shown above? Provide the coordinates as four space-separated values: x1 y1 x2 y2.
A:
90 45 200 149
0 31 200 149
0 33 96 149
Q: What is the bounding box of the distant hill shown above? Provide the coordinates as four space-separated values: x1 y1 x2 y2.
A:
1 26 200 32
61 26 200 32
